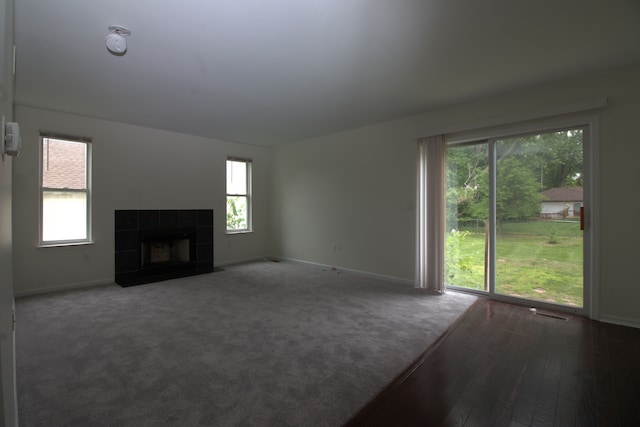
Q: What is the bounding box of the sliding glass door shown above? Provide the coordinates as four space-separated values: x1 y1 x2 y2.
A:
445 127 587 310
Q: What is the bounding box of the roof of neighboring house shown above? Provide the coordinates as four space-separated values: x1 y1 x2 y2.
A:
42 139 87 190
541 186 583 202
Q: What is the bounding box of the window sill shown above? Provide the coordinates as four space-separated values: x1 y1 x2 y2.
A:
38 241 94 249
226 230 253 236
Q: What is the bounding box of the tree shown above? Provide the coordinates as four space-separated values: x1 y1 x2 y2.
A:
505 130 583 191
446 133 566 226
537 129 583 189
457 156 542 226
495 157 543 221
226 197 247 230
445 144 488 229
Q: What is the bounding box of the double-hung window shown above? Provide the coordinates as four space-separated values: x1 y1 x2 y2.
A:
40 134 92 245
226 158 252 233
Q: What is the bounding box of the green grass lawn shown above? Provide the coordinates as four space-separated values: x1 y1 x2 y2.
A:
446 220 583 307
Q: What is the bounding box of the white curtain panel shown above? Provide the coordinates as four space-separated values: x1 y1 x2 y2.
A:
416 135 446 292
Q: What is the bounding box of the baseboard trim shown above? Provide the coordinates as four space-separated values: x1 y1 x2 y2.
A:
14 257 265 297
15 277 115 298
599 314 640 329
274 256 414 287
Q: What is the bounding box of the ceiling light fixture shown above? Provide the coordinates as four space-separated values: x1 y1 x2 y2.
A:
106 25 131 55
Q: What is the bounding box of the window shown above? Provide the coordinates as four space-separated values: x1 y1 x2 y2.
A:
40 135 92 245
226 158 252 232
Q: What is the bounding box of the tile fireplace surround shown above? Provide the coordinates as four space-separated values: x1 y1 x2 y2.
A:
114 209 214 287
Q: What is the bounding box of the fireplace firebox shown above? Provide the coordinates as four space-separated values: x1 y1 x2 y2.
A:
140 229 196 271
115 210 213 287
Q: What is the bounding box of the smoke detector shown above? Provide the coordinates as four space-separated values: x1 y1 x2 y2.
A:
106 25 131 55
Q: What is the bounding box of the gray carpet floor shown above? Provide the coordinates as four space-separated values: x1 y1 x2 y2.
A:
16 260 477 427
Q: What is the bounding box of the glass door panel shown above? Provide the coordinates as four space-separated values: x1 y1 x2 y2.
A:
445 143 489 290
494 129 584 307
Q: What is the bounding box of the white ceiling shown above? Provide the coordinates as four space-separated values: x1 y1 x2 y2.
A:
14 0 640 146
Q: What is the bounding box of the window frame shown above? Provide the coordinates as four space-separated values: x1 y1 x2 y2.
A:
226 157 253 234
39 133 93 247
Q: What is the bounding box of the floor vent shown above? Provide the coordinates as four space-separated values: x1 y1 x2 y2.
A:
529 308 568 321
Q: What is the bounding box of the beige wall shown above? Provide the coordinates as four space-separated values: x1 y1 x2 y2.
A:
271 62 640 327
0 0 17 423
12 106 272 295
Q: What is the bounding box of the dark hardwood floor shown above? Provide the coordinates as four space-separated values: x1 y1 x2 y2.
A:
345 298 640 427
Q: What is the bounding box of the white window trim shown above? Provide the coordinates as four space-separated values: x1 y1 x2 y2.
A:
38 134 93 247
226 157 253 234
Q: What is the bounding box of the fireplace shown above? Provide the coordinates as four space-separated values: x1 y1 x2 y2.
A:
115 210 213 287
140 229 196 272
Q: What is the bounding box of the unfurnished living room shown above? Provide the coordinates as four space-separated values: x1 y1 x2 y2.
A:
1 1 640 426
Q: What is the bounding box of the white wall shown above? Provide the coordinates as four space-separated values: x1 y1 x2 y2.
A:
271 124 417 281
12 106 272 295
271 62 640 326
